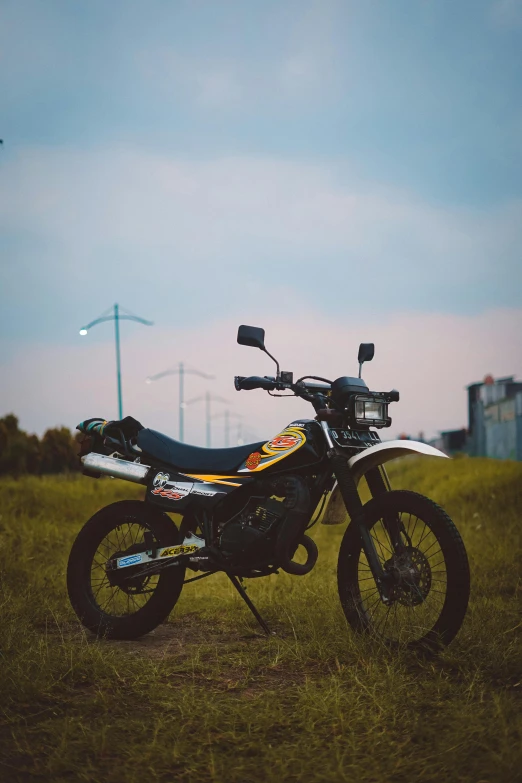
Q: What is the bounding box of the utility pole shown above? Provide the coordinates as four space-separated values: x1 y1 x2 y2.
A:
114 304 122 419
80 304 153 419
146 363 214 442
186 392 229 447
237 422 260 446
211 409 243 447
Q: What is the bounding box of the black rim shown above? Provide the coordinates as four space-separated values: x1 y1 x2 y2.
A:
89 519 160 617
356 511 448 644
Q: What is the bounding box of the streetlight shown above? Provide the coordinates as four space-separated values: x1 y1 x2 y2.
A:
185 391 229 447
236 422 260 446
79 303 153 419
212 409 243 447
145 362 214 443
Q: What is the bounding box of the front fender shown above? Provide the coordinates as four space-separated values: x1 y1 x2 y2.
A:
321 439 448 525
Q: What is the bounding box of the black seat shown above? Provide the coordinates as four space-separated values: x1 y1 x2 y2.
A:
138 428 266 473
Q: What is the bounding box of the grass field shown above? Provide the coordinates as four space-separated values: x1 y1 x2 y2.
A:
1 456 521 782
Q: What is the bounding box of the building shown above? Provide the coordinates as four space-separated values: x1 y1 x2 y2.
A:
429 375 522 460
467 375 522 461
430 428 468 455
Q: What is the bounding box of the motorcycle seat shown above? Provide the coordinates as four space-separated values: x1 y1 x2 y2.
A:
137 428 265 474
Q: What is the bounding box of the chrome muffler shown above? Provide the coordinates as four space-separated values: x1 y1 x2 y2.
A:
81 453 150 484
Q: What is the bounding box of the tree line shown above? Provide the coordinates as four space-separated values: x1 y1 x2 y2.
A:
0 414 81 476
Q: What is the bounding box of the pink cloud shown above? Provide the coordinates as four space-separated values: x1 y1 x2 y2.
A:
3 307 521 444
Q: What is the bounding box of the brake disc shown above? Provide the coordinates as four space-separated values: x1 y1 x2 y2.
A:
384 547 432 606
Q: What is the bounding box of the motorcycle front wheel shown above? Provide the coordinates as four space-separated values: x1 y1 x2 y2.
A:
67 500 185 640
337 490 470 650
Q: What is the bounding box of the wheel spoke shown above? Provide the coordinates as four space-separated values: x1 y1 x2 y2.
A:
88 520 161 618
350 500 464 645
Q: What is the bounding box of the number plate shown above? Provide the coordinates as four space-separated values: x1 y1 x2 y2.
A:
330 429 380 448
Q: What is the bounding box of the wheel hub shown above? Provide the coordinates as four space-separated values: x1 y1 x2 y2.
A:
383 546 432 606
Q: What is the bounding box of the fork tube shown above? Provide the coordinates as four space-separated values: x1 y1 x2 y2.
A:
365 467 388 498
366 467 404 552
329 452 391 601
319 422 389 596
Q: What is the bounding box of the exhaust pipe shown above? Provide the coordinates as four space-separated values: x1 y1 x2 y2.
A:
81 453 151 484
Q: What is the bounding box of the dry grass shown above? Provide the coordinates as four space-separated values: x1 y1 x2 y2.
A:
0 456 521 782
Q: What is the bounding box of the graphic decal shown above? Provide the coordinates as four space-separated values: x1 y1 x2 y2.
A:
238 426 306 473
152 488 185 500
245 452 262 470
161 544 200 558
268 435 300 450
151 471 235 500
153 472 170 489
184 474 242 487
117 553 142 568
152 472 193 501
191 487 220 497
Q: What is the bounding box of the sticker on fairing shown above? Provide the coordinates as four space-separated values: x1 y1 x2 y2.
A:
151 472 194 501
118 553 142 568
267 435 300 450
239 426 306 472
160 544 200 558
245 451 262 469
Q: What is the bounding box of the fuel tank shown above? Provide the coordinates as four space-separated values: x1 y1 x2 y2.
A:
235 419 325 474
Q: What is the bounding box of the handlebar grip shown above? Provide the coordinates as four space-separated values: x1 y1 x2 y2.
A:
234 375 278 391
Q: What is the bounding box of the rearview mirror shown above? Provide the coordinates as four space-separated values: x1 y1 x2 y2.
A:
357 342 374 378
237 325 265 350
358 343 375 364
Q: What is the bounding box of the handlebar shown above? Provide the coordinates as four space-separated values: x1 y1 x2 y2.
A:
234 375 282 391
234 375 399 404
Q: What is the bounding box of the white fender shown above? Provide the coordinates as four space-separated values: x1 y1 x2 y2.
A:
321 440 449 525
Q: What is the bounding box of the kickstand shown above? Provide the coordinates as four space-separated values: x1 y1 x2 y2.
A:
227 574 272 636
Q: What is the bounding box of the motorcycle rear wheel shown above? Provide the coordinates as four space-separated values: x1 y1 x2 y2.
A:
337 490 470 650
67 500 185 640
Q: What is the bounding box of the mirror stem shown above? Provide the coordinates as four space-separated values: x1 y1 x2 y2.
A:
358 361 363 379
263 348 280 378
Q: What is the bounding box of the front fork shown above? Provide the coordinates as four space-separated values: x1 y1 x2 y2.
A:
320 423 400 603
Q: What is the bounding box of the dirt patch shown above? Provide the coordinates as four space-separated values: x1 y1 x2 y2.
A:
100 612 273 660
94 613 315 696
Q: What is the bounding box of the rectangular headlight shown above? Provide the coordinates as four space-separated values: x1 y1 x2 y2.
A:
355 400 385 420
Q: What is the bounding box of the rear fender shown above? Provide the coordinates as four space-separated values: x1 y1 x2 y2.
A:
321 440 449 525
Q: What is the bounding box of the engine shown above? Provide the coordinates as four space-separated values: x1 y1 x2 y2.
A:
219 496 286 565
217 475 318 576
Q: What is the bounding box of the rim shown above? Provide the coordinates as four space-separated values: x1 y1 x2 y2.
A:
89 519 160 617
356 511 448 644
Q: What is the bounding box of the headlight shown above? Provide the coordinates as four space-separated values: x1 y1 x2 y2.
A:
353 396 390 427
355 400 385 421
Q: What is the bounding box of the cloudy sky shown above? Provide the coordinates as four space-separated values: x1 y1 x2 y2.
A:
1 0 521 445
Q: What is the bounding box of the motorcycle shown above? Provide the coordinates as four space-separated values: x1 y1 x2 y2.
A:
67 325 470 649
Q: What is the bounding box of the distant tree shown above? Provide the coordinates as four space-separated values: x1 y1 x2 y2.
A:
40 427 80 474
0 414 80 475
0 414 35 475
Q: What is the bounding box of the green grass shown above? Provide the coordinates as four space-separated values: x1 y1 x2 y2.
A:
1 456 521 782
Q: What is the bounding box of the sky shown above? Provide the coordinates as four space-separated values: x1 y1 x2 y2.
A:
1 0 521 445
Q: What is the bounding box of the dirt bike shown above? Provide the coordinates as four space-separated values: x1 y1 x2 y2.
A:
67 325 470 649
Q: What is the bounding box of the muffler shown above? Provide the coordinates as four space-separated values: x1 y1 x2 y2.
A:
81 453 151 484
